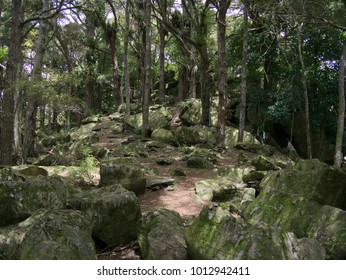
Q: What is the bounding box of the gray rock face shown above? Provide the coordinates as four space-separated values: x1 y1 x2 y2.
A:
20 210 96 260
185 206 325 260
138 208 188 260
68 185 142 247
0 176 68 227
99 157 146 195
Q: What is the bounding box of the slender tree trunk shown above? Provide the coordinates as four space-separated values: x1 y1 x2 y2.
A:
216 0 231 147
142 0 151 137
1 0 22 165
106 0 122 108
298 23 312 159
200 47 211 126
124 0 131 116
22 0 49 162
178 64 188 100
188 55 196 98
238 1 248 143
158 22 166 102
334 41 346 167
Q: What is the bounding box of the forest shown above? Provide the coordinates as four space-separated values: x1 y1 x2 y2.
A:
0 0 345 165
1 0 346 260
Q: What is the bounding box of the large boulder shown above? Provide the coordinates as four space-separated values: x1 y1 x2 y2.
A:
124 105 173 133
225 127 259 147
138 208 188 260
0 176 69 227
179 98 202 126
308 205 346 259
185 206 325 260
244 159 346 258
151 128 176 146
68 185 142 247
20 210 96 260
99 157 146 195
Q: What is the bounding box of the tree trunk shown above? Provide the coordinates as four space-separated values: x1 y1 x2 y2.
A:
106 0 122 108
298 23 312 159
334 41 346 167
142 0 151 137
0 0 22 165
124 0 131 116
178 64 188 100
216 0 230 147
200 46 211 126
237 1 248 143
22 0 49 162
158 22 166 102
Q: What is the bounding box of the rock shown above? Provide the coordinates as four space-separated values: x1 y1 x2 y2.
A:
185 206 325 260
225 127 259 147
68 185 142 247
71 123 99 140
155 158 173 166
138 208 188 259
0 228 18 259
123 141 148 158
242 170 265 183
235 143 275 156
92 121 117 131
244 159 346 251
146 177 175 190
17 166 48 177
187 156 214 169
251 155 280 171
99 157 146 195
0 168 25 182
0 176 69 227
144 166 160 176
169 168 186 177
179 98 202 126
20 210 96 260
124 106 173 133
81 115 101 124
308 205 346 259
151 128 176 145
174 126 200 146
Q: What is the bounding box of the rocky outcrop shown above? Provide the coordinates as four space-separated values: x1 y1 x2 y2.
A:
99 157 146 195
68 185 142 247
244 159 346 259
185 206 325 260
138 208 188 260
20 210 96 260
0 176 70 227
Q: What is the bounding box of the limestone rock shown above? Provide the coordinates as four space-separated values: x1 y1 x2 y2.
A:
179 98 202 126
251 155 280 171
138 208 188 259
151 128 176 145
146 177 175 190
20 210 96 260
99 157 146 195
169 168 186 177
68 185 142 247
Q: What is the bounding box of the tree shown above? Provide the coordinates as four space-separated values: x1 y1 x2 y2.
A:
123 0 131 116
335 40 346 167
142 0 151 137
213 0 231 147
0 0 22 165
237 0 249 143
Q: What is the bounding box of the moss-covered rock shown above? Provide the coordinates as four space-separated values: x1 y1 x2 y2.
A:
68 185 141 247
179 98 202 126
174 126 200 146
0 228 18 259
17 166 48 177
185 206 325 260
0 176 69 227
187 156 213 169
169 168 186 177
242 170 265 183
20 210 96 260
225 127 259 147
235 143 275 156
151 128 176 145
99 157 146 195
138 208 187 260
251 155 280 171
308 205 346 259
